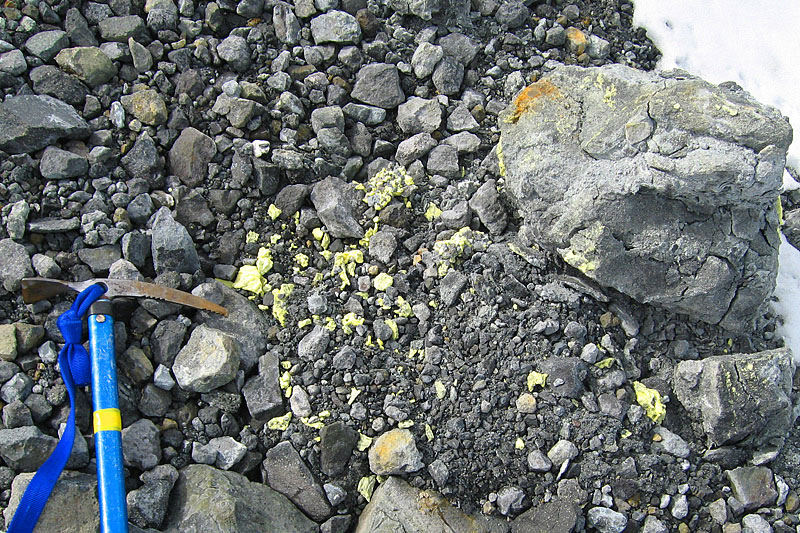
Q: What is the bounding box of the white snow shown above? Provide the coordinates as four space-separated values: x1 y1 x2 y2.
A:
633 1 800 359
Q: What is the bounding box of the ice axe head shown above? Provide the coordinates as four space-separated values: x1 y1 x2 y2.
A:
21 277 228 316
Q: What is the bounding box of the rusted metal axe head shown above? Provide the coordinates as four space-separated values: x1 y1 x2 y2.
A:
21 278 228 316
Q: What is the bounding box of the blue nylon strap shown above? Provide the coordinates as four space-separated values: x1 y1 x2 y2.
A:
8 284 106 533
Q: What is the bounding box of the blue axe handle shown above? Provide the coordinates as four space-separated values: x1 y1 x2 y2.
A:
88 300 129 533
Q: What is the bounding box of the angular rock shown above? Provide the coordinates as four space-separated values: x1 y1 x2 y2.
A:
29 65 89 106
355 476 505 532
320 421 359 476
426 144 460 177
310 176 364 239
163 464 318 532
5 472 100 531
127 464 179 529
587 507 627 533
511 499 580 533
273 3 301 45
122 131 163 184
217 35 251 72
673 348 793 447
0 239 33 292
652 427 691 458
24 30 69 61
499 64 793 330
262 441 332 522
39 146 88 180
432 57 464 96
297 325 331 361
0 426 57 472
368 428 423 475
55 47 117 87
0 50 27 76
98 15 148 42
469 179 507 234
0 95 90 154
539 357 587 399
439 269 467 307
411 41 443 79
727 466 778 511
78 245 122 275
396 132 437 167
311 10 361 44
121 89 168 126
243 352 283 420
122 418 162 470
173 325 240 393
169 127 217 186
397 97 442 134
150 207 200 275
351 63 404 109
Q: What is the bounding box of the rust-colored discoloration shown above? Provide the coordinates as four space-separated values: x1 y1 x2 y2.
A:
506 80 561 124
372 429 410 462
565 27 588 55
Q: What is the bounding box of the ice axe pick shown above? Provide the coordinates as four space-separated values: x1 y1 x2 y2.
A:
18 278 227 533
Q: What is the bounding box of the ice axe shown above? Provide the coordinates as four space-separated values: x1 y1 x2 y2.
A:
10 278 227 533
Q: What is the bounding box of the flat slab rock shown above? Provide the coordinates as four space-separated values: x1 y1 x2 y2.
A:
499 64 793 331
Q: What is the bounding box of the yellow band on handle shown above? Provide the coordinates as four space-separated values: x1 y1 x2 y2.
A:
93 408 122 433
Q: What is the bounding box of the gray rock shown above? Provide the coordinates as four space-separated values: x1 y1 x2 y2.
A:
397 97 442 135
6 200 29 241
396 132 437 167
311 106 345 133
310 176 364 239
0 239 33 292
351 63 404 109
129 37 153 73
208 436 248 470
742 514 773 533
426 144 459 177
29 65 89 106
39 146 88 180
78 245 122 275
311 10 361 43
673 348 793 447
587 35 610 59
432 57 464 96
438 32 479 65
0 426 57 471
439 269 467 307
0 49 26 76
0 95 90 154
499 65 792 330
469 179 507 234
262 441 332 522
355 476 505 532
332 346 357 370
652 427 691 458
727 466 778 511
122 418 162 470
193 282 271 371
24 30 69 61
427 458 449 487
317 127 352 156
527 449 553 472
387 0 445 20
368 230 397 263
1 373 33 403
444 131 481 153
320 421 359 476
58 422 90 469
150 207 200 275
368 428 423 475
586 507 627 533
273 3 301 45
122 132 163 185
297 325 331 360
217 35 251 72
641 515 668 533
511 499 581 533
120 89 168 126
55 47 117 87
411 41 443 79
163 464 317 533
5 472 100 532
447 104 480 132
547 439 579 469
173 325 240 393
242 352 283 420
671 494 689 520
272 149 304 170
127 464 179 529
497 486 526 516
495 1 528 28
275 184 309 217
289 385 312 417
343 103 386 125
539 357 587 398
98 15 148 42
169 127 217 186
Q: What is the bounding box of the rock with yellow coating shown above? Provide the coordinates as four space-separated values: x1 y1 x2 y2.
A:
368 428 424 475
673 347 793 447
499 64 792 331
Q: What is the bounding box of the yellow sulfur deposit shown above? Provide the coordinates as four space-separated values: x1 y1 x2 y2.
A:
358 476 377 502
267 204 282 220
342 312 364 334
357 433 373 451
267 412 292 431
595 357 616 369
373 272 394 291
246 231 259 243
232 265 266 296
527 371 548 392
425 423 434 441
358 165 415 211
633 381 666 424
333 249 364 288
424 203 442 221
271 284 294 327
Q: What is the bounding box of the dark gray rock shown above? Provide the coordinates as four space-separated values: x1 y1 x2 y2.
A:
28 217 81 233
310 176 364 239
98 15 148 43
122 418 162 470
78 245 122 275
122 231 152 270
29 65 89 106
54 47 117 87
173 325 240 393
469 179 507 234
499 64 793 330
169 127 217 186
426 144 460 177
149 207 200 275
673 348 793 447
242 352 283 420
65 8 98 47
320 421 359 476
122 132 163 185
495 1 528 28
432 56 464 96
24 30 69 61
511 499 580 533
297 325 330 360
273 3 301 45
0 95 90 154
0 426 56 472
439 269 467 307
262 441 332 522
39 146 88 180
5 472 100 531
351 63 404 109
396 132 437 167
343 102 386 125
217 35 251 72
539 357 587 398
163 464 317 533
0 50 27 76
127 464 179 529
726 466 778 511
438 32 479 65
0 239 33 292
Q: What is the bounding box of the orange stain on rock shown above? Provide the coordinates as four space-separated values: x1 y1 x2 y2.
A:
507 80 561 123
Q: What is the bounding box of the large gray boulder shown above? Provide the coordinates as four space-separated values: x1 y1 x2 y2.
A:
163 464 317 533
0 95 91 154
673 347 794 448
5 472 100 532
355 476 507 533
149 207 200 275
499 65 793 330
